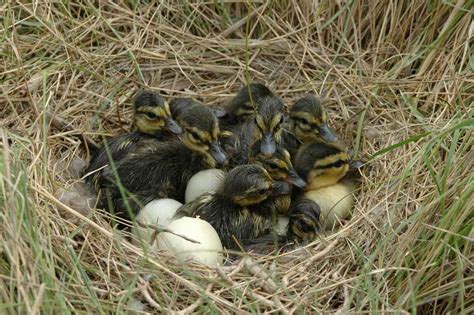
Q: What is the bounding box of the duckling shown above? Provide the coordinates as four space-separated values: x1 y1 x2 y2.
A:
85 91 182 187
169 97 194 119
170 98 227 123
250 143 305 188
97 104 228 220
242 199 322 252
133 91 182 136
283 95 338 156
174 164 291 249
222 83 286 154
293 141 364 229
255 96 287 154
286 199 322 242
249 143 306 215
225 93 286 159
221 83 274 127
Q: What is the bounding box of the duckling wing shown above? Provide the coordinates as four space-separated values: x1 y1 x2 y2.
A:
85 131 158 183
86 133 134 176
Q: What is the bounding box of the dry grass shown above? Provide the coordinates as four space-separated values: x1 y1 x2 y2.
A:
1 1 473 313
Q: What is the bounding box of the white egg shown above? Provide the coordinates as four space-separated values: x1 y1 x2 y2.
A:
157 217 223 266
304 184 354 229
185 169 225 203
132 198 183 247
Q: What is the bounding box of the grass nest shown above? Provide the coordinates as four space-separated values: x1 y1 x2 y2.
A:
1 1 472 313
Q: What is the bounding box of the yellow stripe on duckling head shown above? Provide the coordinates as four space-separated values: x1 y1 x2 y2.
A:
134 106 169 134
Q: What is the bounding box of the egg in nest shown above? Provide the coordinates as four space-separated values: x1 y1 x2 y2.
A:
157 217 223 266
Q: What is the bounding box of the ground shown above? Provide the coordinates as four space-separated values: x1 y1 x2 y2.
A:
1 1 473 313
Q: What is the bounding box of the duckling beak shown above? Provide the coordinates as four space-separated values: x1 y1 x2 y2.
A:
286 169 306 188
166 117 182 135
211 107 227 118
210 141 228 165
271 181 292 196
349 159 365 170
261 132 276 155
318 124 338 142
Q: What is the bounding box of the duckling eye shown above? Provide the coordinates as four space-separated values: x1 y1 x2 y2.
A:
257 188 268 195
299 220 312 232
145 112 158 120
300 118 310 126
188 131 202 143
267 161 279 170
333 160 345 168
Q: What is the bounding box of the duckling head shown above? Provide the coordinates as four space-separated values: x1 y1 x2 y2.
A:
250 144 306 189
227 83 274 121
179 104 228 166
290 95 337 143
254 96 286 155
134 91 182 136
220 164 291 207
171 97 227 120
169 97 194 120
294 142 355 190
288 199 321 242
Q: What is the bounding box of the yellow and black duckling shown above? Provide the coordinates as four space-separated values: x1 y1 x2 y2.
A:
249 142 306 215
286 198 322 242
85 91 182 187
169 97 195 120
293 141 364 229
242 198 322 252
174 164 292 249
254 96 287 154
97 103 228 221
225 91 286 159
250 143 305 188
283 95 338 156
170 97 227 122
133 91 182 136
221 83 275 127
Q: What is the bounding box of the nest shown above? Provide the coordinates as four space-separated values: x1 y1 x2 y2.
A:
1 1 472 313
